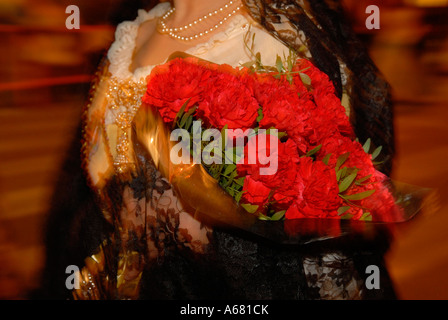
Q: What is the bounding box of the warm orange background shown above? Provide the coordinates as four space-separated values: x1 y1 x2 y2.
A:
0 0 447 299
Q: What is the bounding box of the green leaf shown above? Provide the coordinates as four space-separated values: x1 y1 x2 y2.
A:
339 170 358 193
287 52 294 72
256 107 264 123
234 177 245 187
177 99 189 116
277 131 288 139
322 153 332 166
337 206 351 216
371 146 382 160
336 166 347 182
222 170 237 189
179 113 189 127
341 189 376 201
185 105 197 119
185 115 193 130
363 138 371 153
258 214 271 221
336 169 342 182
235 190 243 203
305 144 322 157
372 160 384 166
255 52 262 69
207 163 223 181
223 164 237 176
335 152 350 171
172 98 191 129
276 55 284 73
359 212 372 221
270 210 286 221
341 213 354 220
241 61 256 69
299 72 311 86
355 174 373 185
241 203 259 214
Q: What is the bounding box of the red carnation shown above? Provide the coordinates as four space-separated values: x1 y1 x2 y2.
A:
318 135 376 179
254 74 314 153
240 176 272 209
293 58 335 94
361 171 404 222
312 86 354 139
238 135 300 188
238 135 302 211
285 157 342 219
292 58 354 144
143 58 212 122
197 71 259 130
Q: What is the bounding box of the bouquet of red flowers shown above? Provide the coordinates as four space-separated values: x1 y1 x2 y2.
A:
140 55 404 226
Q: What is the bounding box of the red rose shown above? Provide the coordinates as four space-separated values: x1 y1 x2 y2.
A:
197 70 259 130
143 57 212 122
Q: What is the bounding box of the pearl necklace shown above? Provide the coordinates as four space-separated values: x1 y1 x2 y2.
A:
157 0 241 42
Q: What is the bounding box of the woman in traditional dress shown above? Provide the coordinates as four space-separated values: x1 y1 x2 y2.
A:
38 0 397 300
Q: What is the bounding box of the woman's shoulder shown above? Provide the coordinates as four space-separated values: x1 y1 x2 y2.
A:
106 2 170 80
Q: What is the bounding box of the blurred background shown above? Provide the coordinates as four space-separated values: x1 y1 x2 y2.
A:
0 0 447 300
